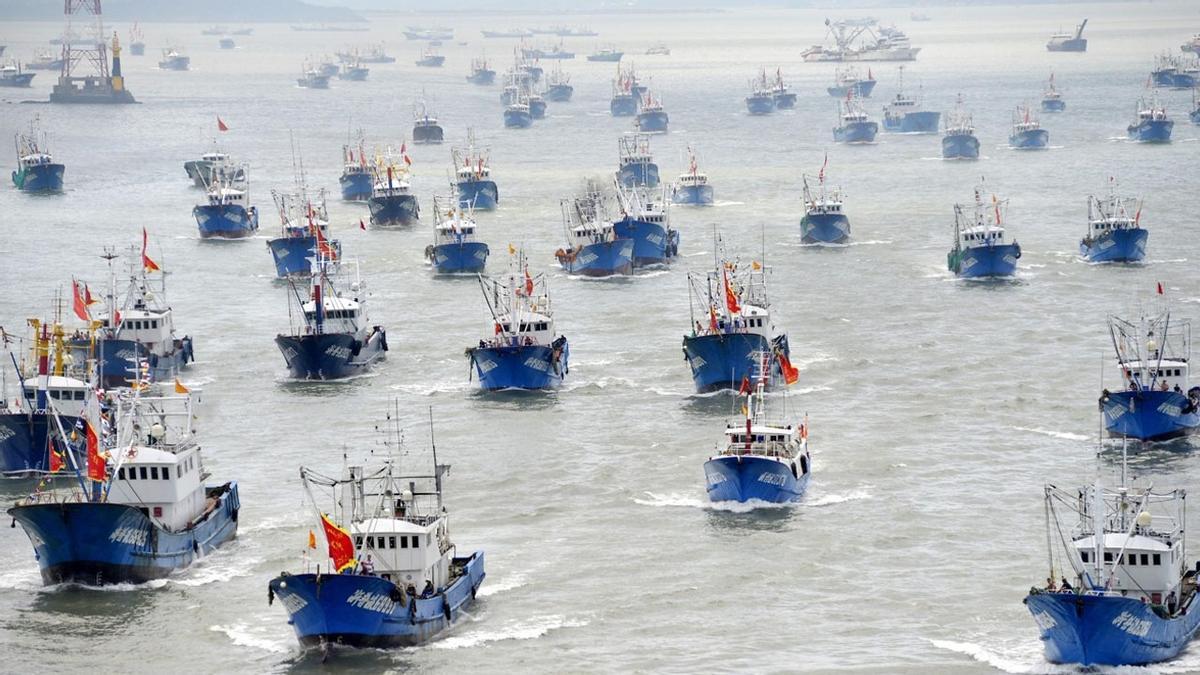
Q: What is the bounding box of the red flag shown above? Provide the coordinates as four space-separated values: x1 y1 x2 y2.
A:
217 116 229 132
319 513 357 573
738 375 751 395
72 279 90 322
85 420 105 482
723 268 741 314
777 352 800 385
818 152 827 183
1157 282 1164 295
708 305 719 333
524 268 534 296
403 154 412 167
314 226 336 259
84 284 98 306
1134 204 1142 226
400 142 407 154
49 438 64 473
141 228 161 273
359 218 366 231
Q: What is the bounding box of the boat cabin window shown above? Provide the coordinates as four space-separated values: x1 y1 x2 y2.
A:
1154 554 1162 565
151 467 159 479
1142 554 1150 565
1104 551 1113 562
412 535 420 548
400 536 408 549
1080 550 1089 562
162 468 169 481
389 536 396 549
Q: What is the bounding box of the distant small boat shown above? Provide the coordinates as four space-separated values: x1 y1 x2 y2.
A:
219 37 235 49
1127 93 1174 143
645 44 671 56
1183 33 1200 56
483 28 533 38
404 27 453 41
610 68 639 116
947 184 1021 279
340 44 395 63
771 68 797 109
523 41 574 60
587 47 623 62
466 56 495 85
184 148 244 188
412 99 444 144
504 100 533 128
129 22 145 55
338 60 369 81
193 166 258 239
1151 53 1197 89
615 133 660 189
544 64 573 101
416 47 445 68
635 92 669 133
827 65 876 98
369 156 420 227
745 69 776 115
800 162 850 245
882 66 939 133
453 130 499 210
1009 104 1049 149
0 63 35 87
25 50 64 71
1046 18 1087 52
671 146 713 206
555 26 598 37
12 119 65 193
158 48 190 71
942 95 980 160
527 92 547 119
339 137 375 201
1079 180 1147 263
425 197 489 274
833 92 878 143
296 67 331 89
1042 72 1066 112
556 189 633 276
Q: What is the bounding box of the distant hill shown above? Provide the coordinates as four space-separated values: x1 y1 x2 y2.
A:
0 0 364 22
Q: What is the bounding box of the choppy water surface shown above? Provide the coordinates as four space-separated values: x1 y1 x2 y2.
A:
2 3 1200 672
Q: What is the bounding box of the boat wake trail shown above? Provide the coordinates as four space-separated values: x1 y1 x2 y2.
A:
432 615 588 650
632 491 792 513
804 487 871 508
475 571 528 598
172 552 261 587
1011 426 1089 441
927 638 1056 674
210 622 292 654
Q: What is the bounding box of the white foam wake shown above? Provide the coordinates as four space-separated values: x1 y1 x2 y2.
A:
1012 426 1090 442
476 572 528 598
432 615 587 650
632 491 793 513
804 488 872 508
209 623 292 654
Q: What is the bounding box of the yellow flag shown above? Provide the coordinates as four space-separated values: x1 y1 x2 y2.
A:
752 261 762 271
508 243 516 255
307 529 317 549
174 378 189 394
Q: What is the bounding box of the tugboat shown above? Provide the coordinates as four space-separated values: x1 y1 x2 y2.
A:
158 48 189 70
942 95 980 160
635 92 670 133
1098 304 1200 441
615 133 660 188
671 147 714 206
466 56 496 85
267 413 485 651
704 355 810 504
1026 444 1200 665
610 73 639 117
296 65 331 89
544 64 573 101
504 97 533 129
1045 19 1088 52
268 187 340 279
0 62 35 87
682 237 797 393
613 182 677 268
452 130 499 210
745 69 776 115
833 92 879 143
1079 182 1148 263
1009 105 1049 149
771 68 797 109
947 185 1021 279
129 23 145 56
467 255 570 391
11 119 65 193
415 47 445 68
587 46 623 62
369 154 420 227
827 65 876 98
800 160 850 244
412 99 445 144
276 252 387 380
193 167 258 239
8 389 240 586
337 59 369 81
425 198 489 274
1127 94 1174 143
555 189 633 276
882 67 939 133
339 138 375 201
1042 73 1066 112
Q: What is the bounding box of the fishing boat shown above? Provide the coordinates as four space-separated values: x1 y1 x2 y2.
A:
405 27 454 41
770 68 797 109
339 139 375 201
522 41 574 60
1127 94 1173 143
158 48 189 71
129 23 145 56
504 98 533 129
745 69 776 115
1152 54 1196 89
268 413 485 651
267 187 340 279
615 133 660 189
452 130 499 210
0 62 35 87
8 389 239 586
827 65 876 98
555 189 633 277
527 91 547 120
882 67 939 133
544 64 573 101
424 198 489 274
466 56 496 85
483 28 533 38
1026 445 1200 665
947 185 1021 279
297 66 331 89
1098 305 1200 441
800 161 850 245
1080 182 1148 263
682 238 797 393
412 100 444 144
369 153 420 227
1042 73 1066 112
611 73 639 116
276 252 387 380
25 50 65 70
416 47 445 68
1046 19 1088 52
1009 105 1049 149
613 182 677 268
635 92 669 133
342 44 395 64
193 166 258 239
556 26 598 37
338 60 369 81
942 95 980 160
587 47 623 62
671 147 714 206
704 355 810 504
646 44 671 56
219 38 235 49
804 20 921 62
184 148 244 188
11 119 65 193
467 256 570 391
833 92 879 143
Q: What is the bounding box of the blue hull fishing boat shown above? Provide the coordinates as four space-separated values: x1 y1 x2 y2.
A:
1127 94 1173 143
412 102 444 144
682 237 798 393
1026 446 1200 666
528 95 547 120
882 67 939 133
268 188 340 278
556 189 633 277
269 418 485 652
671 147 713 206
1010 105 1049 149
948 185 1021 279
942 95 980 159
468 256 569 391
369 157 420 227
544 64 572 101
833 94 878 143
611 93 638 116
613 183 676 267
1042 73 1066 112
827 66 876 98
1099 306 1200 441
8 392 239 586
467 56 495 85
1080 183 1147 263
635 93 669 133
704 359 810 504
425 198 489 274
453 132 498 210
801 164 850 245
12 120 65 193
615 133 659 189
193 165 258 239
504 102 533 128
771 68 797 109
276 256 388 380
745 68 776 114
339 140 374 201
